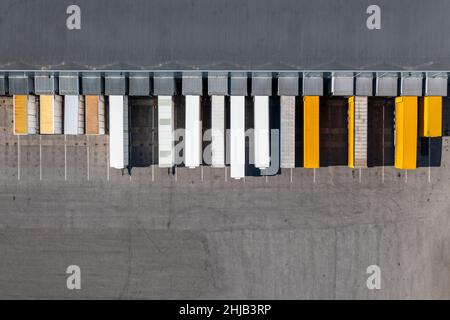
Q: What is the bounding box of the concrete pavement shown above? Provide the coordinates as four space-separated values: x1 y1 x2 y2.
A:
0 96 449 299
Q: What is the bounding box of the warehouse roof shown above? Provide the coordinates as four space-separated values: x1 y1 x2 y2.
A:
1 0 450 71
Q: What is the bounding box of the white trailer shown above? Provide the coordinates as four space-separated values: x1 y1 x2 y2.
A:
64 95 85 135
109 96 129 169
254 96 270 169
280 96 295 168
27 96 38 135
230 96 245 179
348 96 368 168
158 96 174 168
211 95 225 167
185 95 201 168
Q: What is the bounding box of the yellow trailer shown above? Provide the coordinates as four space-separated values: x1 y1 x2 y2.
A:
13 95 37 135
395 96 418 170
13 95 28 135
39 95 63 134
303 96 320 168
348 97 354 168
419 96 442 137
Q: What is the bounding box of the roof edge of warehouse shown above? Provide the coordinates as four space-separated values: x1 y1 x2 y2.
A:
1 70 450 73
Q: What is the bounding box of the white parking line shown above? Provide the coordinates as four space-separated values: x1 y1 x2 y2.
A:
201 166 204 181
224 167 227 182
175 166 178 182
64 135 67 181
17 135 20 181
106 138 110 182
405 170 408 183
290 168 293 183
382 104 385 183
39 135 42 181
313 168 316 184
86 136 90 181
152 105 155 183
428 137 431 184
359 168 362 183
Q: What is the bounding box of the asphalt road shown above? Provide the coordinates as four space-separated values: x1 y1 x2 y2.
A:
0 96 450 299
